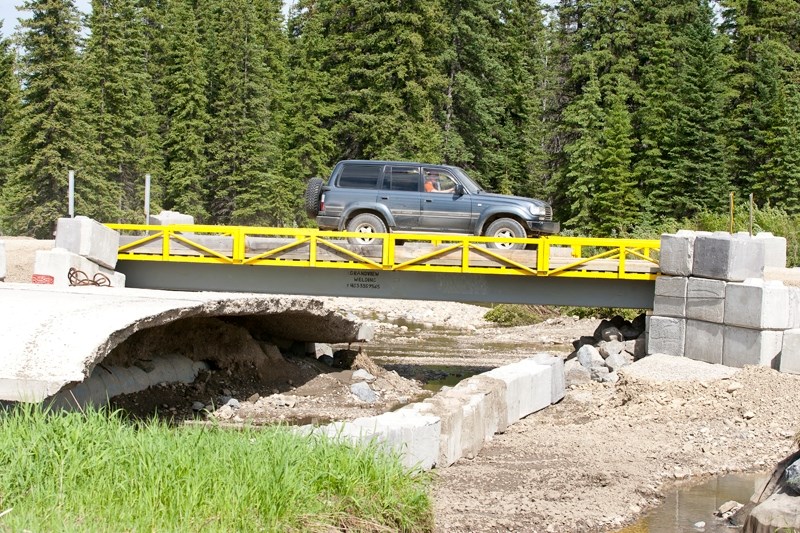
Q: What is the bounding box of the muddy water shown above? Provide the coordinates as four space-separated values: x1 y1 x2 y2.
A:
618 472 767 533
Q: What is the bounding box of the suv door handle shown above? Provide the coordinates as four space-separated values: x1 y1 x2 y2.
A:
425 199 433 203
379 196 389 200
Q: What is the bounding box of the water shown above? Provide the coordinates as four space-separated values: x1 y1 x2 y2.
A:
619 473 767 533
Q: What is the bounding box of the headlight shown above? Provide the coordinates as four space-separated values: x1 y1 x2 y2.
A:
528 204 546 216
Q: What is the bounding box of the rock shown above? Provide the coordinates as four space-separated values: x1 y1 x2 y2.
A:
716 500 744 519
693 521 705 529
572 336 597 350
565 359 591 384
576 345 604 368
631 313 646 333
624 336 647 360
593 319 613 340
619 323 641 340
333 349 358 369
352 369 376 382
247 393 260 403
350 382 378 403
225 398 240 409
785 459 800 494
727 382 743 393
601 326 624 342
590 365 609 381
318 354 335 366
191 401 205 412
605 352 631 372
598 340 625 359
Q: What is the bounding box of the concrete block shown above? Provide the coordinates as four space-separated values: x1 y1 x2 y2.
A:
34 248 125 288
531 353 566 404
659 231 699 277
686 278 726 323
408 397 465 467
780 329 800 374
484 359 552 426
754 232 787 269
653 295 686 318
685 319 724 364
724 326 783 369
725 279 793 330
149 210 195 226
55 216 120 269
692 232 765 282
655 275 688 297
445 376 506 457
0 241 5 281
646 316 686 356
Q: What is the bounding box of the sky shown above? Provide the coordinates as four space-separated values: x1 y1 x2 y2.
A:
1 0 91 38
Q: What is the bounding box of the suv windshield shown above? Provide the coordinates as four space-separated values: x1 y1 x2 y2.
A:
452 167 483 194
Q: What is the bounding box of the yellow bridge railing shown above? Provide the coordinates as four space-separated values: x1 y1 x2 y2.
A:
106 224 660 281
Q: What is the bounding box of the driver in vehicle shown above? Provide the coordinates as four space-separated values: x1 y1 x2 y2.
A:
425 172 455 193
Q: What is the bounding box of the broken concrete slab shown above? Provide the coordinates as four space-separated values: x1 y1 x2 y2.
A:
646 316 686 357
33 248 126 288
692 232 766 282
685 319 724 364
723 326 783 369
55 216 120 269
0 284 373 402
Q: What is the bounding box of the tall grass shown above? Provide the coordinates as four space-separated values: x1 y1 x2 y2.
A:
0 405 432 532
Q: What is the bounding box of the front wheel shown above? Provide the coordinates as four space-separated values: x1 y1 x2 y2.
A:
485 218 527 250
346 213 387 245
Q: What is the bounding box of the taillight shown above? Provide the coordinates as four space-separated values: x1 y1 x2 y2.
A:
320 193 325 213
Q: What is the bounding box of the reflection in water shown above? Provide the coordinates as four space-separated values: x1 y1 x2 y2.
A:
618 473 767 533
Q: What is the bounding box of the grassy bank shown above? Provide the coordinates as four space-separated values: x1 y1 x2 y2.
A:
0 405 432 532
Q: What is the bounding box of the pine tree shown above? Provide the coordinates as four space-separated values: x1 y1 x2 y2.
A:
161 0 209 221
593 86 638 235
2 0 110 237
83 0 163 222
0 24 19 190
203 0 288 225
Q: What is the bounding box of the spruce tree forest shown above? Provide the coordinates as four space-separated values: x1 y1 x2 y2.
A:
0 0 798 245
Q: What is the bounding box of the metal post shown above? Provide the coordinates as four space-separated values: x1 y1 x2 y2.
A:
68 170 75 217
749 193 754 236
144 173 151 224
729 192 734 233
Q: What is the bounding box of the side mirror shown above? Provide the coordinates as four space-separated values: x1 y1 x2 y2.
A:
455 184 465 196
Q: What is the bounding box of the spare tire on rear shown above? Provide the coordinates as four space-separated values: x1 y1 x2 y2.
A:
304 177 325 218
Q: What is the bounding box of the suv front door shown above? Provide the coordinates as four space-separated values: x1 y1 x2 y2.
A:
378 165 423 231
420 168 473 233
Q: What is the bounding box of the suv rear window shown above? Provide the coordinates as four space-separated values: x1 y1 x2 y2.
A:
337 163 381 189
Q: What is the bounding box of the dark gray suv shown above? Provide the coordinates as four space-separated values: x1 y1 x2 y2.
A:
305 160 559 249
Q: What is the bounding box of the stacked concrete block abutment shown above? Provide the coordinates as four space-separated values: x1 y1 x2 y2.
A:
33 217 125 287
648 230 800 373
309 356 563 470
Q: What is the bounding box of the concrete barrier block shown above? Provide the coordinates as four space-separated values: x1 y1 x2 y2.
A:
725 279 793 330
653 295 686 318
410 396 465 467
655 276 688 297
0 241 6 281
445 377 505 457
693 232 765 282
149 210 195 226
685 319 724 364
55 216 120 269
531 353 566 404
723 326 783 369
484 360 552 426
659 231 699 276
780 329 800 374
34 248 125 288
646 316 686 356
686 278 726 323
754 232 787 269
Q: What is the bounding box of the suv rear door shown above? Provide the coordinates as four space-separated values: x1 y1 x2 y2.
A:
378 165 423 231
419 167 473 233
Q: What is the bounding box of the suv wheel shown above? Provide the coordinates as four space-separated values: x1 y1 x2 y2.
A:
485 218 526 250
346 213 387 245
304 177 325 218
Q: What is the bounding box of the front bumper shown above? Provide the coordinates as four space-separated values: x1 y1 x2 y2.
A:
526 220 560 235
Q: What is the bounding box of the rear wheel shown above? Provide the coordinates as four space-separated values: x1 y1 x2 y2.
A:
304 177 325 218
485 218 526 250
346 213 387 245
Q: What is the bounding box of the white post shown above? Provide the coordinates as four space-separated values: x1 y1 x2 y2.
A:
144 173 151 224
68 170 75 217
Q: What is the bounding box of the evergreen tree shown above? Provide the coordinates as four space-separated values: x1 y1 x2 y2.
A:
83 0 163 222
594 86 638 235
203 0 288 225
0 24 19 190
161 0 208 221
2 0 110 237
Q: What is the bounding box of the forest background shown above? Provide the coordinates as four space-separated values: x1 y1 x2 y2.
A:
0 0 798 253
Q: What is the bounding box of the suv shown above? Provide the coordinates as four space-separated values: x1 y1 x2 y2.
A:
305 160 559 249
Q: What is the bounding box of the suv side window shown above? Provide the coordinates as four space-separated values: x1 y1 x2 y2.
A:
423 168 458 193
337 163 381 189
382 166 421 192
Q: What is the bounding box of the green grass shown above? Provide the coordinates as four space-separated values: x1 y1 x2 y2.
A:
0 404 433 532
